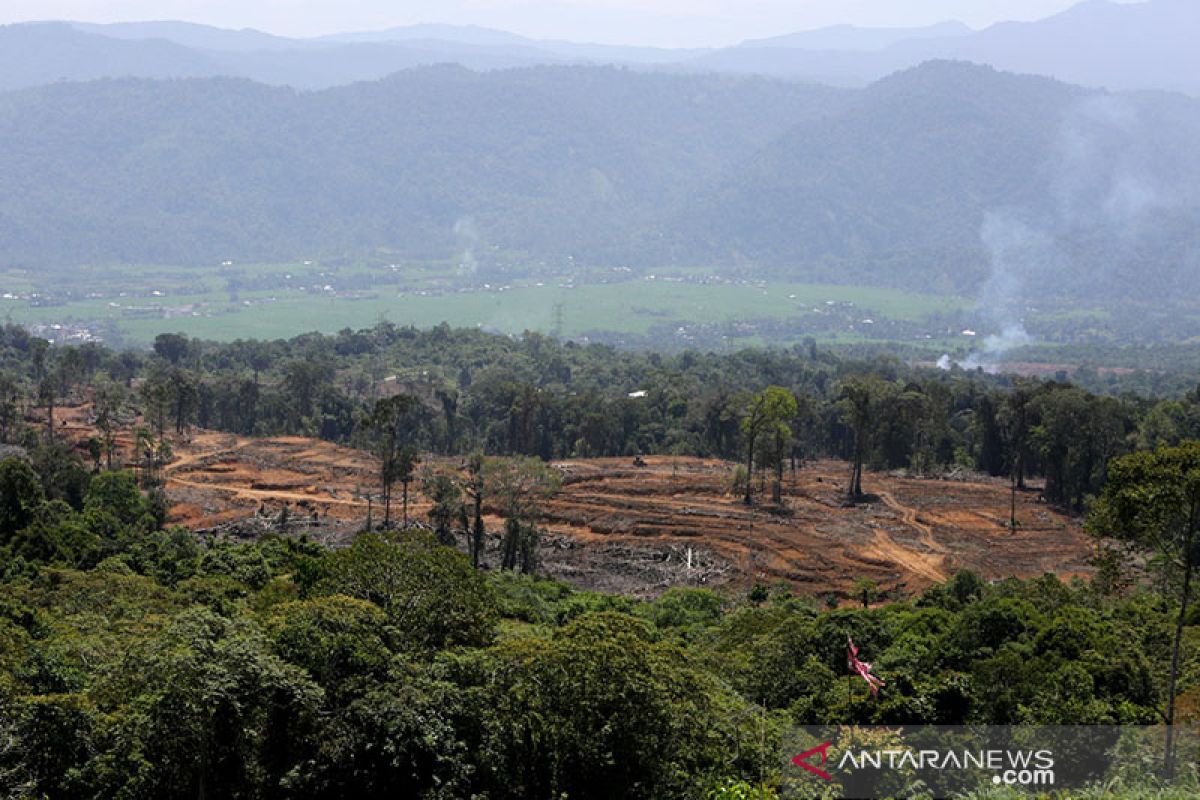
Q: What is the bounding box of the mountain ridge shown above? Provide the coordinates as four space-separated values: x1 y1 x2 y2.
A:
1 60 1196 310
0 1 1192 94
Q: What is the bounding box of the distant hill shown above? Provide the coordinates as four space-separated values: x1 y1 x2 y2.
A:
0 23 223 92
318 24 708 65
0 22 573 91
687 0 1200 95
667 61 1200 298
71 20 303 52
0 1 1194 94
317 24 539 48
740 21 972 52
0 67 844 267
1 61 1197 308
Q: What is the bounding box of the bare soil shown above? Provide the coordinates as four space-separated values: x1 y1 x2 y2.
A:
45 402 1096 599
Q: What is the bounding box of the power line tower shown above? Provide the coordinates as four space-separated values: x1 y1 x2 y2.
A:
551 302 565 339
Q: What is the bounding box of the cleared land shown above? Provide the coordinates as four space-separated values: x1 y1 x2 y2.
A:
44 402 1093 599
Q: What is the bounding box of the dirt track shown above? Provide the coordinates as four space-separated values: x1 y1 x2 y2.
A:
536 456 1092 596
47 403 1096 599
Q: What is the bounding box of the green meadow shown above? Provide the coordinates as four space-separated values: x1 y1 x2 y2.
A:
1 262 969 346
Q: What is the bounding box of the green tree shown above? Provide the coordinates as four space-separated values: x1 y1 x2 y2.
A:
92 377 127 470
0 458 44 542
464 452 489 568
394 446 418 529
140 367 173 441
998 380 1034 528
0 372 21 443
1088 442 1200 775
323 530 496 650
838 377 880 503
423 469 465 547
482 612 759 799
265 595 392 696
740 387 798 505
153 332 191 366
366 394 421 528
88 608 322 800
485 457 561 573
84 471 151 530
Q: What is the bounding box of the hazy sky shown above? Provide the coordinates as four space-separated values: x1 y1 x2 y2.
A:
0 0 1134 47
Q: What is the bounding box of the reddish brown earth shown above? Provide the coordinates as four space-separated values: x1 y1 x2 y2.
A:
43 402 1096 599
538 457 1093 597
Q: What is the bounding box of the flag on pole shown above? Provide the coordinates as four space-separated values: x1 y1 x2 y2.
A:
848 636 885 696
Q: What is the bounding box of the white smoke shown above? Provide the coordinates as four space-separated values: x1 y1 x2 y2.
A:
940 94 1180 373
1054 94 1166 230
958 324 1034 372
454 216 479 276
940 213 1053 371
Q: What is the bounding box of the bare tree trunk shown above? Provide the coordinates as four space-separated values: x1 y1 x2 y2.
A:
773 458 783 504
472 494 485 568
382 482 391 528
744 435 755 505
1010 468 1018 530
45 390 55 441
849 432 864 503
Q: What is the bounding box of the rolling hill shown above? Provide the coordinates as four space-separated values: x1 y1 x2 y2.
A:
0 66 845 266
0 60 1197 306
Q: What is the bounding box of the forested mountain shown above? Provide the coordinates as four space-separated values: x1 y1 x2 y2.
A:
2 61 1199 306
0 66 846 266
668 61 1200 299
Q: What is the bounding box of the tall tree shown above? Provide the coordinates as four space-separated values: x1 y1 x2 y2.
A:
366 394 420 529
998 381 1034 528
153 332 191 366
394 447 418 529
0 457 44 543
485 456 560 573
93 378 127 470
1088 442 1200 776
423 470 465 547
0 373 21 444
838 377 879 504
140 368 173 441
37 353 61 442
740 386 798 505
463 452 488 568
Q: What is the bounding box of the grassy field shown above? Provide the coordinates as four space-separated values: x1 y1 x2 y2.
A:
1 262 970 347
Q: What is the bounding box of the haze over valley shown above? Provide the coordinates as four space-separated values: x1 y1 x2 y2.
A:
2 0 1198 370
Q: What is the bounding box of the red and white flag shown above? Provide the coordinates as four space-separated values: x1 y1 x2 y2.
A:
848 636 885 696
